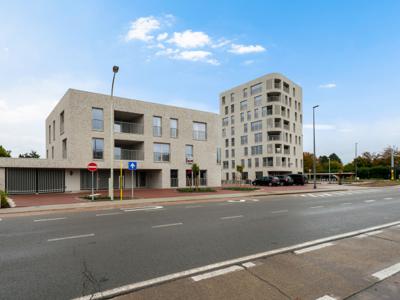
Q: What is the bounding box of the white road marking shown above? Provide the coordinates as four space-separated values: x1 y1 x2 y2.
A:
185 205 203 208
95 212 122 217
0 218 2 221
72 220 400 300
250 199 259 202
227 199 246 203
322 193 332 196
301 194 307 197
152 223 183 228
294 242 334 254
384 197 393 200
48 233 95 242
310 206 324 209
309 194 317 198
191 265 243 282
34 217 67 222
316 295 338 300
356 230 383 238
372 262 400 280
341 203 352 205
123 206 163 212
242 262 256 268
220 215 243 220
364 200 376 203
271 210 289 214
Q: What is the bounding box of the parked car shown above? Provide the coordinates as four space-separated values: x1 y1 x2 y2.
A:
277 175 294 186
287 174 306 185
252 176 280 186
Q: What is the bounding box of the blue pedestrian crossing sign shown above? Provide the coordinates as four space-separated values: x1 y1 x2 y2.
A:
128 161 137 171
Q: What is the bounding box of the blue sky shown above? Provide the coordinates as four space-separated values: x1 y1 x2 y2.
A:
1 0 400 162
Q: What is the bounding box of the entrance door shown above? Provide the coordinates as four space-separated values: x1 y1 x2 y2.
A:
136 171 146 187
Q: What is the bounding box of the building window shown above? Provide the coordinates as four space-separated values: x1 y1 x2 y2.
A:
244 123 248 133
254 132 262 143
231 137 235 147
231 160 236 169
154 143 170 162
247 111 251 121
254 108 259 119
244 147 248 156
251 145 263 155
231 148 235 158
248 158 252 168
153 116 162 137
240 100 248 111
222 117 229 126
223 161 229 169
255 157 259 167
240 112 245 122
217 147 221 164
250 83 262 95
241 159 245 167
251 120 262 131
221 96 226 105
222 128 226 138
170 118 178 138
92 138 104 159
48 125 51 144
230 93 235 102
193 122 207 140
92 108 104 131
243 88 248 98
231 104 234 113
231 126 235 135
241 135 248 145
225 138 229 147
254 95 262 107
225 106 228 115
51 146 54 159
225 149 229 158
185 144 193 162
60 111 64 135
170 170 178 187
52 120 55 141
62 138 67 159
230 115 235 125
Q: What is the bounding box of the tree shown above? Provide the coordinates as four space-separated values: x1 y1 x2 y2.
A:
319 155 329 165
236 165 244 185
0 145 11 157
329 153 342 164
303 152 314 173
191 163 200 191
19 150 40 158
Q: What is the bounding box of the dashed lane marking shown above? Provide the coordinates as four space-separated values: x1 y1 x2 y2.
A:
152 223 183 229
123 206 163 212
185 205 203 208
227 199 246 203
341 202 352 205
271 210 289 214
47 233 95 242
95 212 122 217
34 217 67 222
191 265 244 282
315 295 338 300
220 215 243 220
309 206 324 209
372 262 400 280
364 200 376 203
242 262 256 268
294 242 335 254
384 197 393 200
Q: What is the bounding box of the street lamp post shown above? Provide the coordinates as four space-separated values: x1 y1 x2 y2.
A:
354 142 358 181
109 66 119 201
313 105 319 189
328 157 331 184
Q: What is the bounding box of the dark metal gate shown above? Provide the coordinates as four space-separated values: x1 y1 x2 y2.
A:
5 168 65 194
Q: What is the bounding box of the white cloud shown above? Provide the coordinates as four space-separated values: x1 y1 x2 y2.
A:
229 43 266 54
243 60 254 66
211 38 231 48
168 30 211 48
157 49 219 65
157 32 168 41
319 83 337 89
125 16 161 42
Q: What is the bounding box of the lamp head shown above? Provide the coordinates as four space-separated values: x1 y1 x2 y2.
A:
113 66 119 73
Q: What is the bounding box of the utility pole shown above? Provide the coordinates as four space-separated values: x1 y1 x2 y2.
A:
313 105 319 189
391 145 395 181
109 66 119 201
354 142 358 181
328 157 331 184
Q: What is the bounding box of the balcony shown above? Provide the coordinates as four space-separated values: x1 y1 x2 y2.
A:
114 140 144 160
268 135 281 141
274 79 281 89
283 122 290 130
114 121 143 134
267 92 281 103
114 110 144 135
283 82 290 93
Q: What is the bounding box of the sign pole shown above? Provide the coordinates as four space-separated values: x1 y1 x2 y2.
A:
131 169 134 199
91 171 94 201
120 161 123 201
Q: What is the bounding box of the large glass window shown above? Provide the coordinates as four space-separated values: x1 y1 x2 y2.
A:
153 143 170 162
185 144 193 161
92 108 104 131
251 145 263 155
62 138 67 159
240 100 248 111
217 147 221 164
193 122 207 140
153 116 162 137
250 83 262 95
170 118 178 138
92 138 104 159
60 111 64 135
251 120 262 131
254 95 262 107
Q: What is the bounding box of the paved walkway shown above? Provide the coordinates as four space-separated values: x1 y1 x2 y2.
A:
114 224 400 300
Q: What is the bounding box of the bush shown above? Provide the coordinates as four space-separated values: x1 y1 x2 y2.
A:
0 190 10 208
177 187 216 193
222 187 259 191
81 195 111 201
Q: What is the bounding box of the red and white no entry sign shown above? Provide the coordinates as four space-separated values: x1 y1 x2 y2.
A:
87 162 98 172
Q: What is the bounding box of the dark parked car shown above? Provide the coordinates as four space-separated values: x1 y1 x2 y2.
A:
252 176 280 186
277 175 294 186
287 174 306 185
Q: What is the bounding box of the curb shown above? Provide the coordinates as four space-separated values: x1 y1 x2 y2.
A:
0 187 349 216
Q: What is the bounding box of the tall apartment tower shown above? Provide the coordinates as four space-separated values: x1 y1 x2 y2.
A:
219 73 303 182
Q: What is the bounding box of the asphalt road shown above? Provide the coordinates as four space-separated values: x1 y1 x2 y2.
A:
1 186 400 300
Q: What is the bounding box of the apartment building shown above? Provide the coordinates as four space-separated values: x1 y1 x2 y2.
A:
220 73 303 182
0 89 221 193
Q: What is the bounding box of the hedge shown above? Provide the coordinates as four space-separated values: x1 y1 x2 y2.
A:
0 190 10 209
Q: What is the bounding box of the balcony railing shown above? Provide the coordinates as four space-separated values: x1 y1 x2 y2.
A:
267 96 281 102
268 135 281 141
170 128 178 138
284 149 290 155
114 121 144 134
275 148 282 154
193 130 207 141
283 124 290 130
153 126 162 137
274 123 282 128
114 149 144 160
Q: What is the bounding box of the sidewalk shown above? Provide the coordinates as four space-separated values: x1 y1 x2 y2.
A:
113 223 400 300
1 184 352 216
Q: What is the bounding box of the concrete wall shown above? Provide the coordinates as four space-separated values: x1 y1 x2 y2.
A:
0 168 5 191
